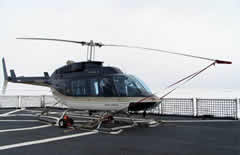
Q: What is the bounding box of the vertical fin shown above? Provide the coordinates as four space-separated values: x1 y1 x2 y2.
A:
2 58 8 81
2 58 8 94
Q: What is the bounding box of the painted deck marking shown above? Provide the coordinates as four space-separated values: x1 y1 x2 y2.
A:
0 109 25 116
0 120 38 122
0 125 52 133
1 114 38 117
0 130 98 150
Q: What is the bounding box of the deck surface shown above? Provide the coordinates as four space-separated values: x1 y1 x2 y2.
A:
0 108 239 155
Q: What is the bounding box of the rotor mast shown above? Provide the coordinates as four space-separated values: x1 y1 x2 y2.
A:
87 40 95 61
85 40 103 61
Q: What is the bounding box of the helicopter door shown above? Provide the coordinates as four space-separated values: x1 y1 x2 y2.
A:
71 78 100 97
113 76 128 97
99 77 117 97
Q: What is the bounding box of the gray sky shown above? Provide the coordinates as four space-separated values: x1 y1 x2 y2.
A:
0 0 239 96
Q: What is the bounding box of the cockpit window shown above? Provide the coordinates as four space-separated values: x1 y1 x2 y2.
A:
128 75 152 94
113 75 152 97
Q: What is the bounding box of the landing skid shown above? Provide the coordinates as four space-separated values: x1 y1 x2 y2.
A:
38 110 160 134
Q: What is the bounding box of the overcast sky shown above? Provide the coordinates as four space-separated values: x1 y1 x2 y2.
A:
0 0 239 96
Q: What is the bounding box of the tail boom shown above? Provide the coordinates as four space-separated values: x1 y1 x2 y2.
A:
2 58 51 89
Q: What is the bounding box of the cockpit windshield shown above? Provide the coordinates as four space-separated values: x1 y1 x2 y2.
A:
112 74 152 97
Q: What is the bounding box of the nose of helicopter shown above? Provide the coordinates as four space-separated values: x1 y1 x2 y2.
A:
128 95 160 112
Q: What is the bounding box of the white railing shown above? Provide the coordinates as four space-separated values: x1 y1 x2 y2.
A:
0 95 65 109
0 96 239 119
149 98 239 119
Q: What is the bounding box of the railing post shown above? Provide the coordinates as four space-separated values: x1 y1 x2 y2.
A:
161 99 164 115
18 96 21 108
195 98 199 117
41 95 45 108
158 104 160 115
236 98 239 120
192 98 195 117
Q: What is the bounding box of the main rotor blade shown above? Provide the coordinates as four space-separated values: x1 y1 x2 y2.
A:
16 38 232 64
104 44 232 64
16 38 87 45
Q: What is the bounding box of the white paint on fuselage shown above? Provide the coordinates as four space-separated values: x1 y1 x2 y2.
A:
51 88 159 111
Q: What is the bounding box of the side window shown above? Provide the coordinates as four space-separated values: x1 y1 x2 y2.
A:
71 79 100 97
99 77 116 96
89 79 99 96
71 80 87 96
113 76 128 97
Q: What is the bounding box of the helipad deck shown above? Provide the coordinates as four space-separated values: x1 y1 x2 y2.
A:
0 108 239 155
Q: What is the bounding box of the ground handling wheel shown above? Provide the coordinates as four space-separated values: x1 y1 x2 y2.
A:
58 115 74 128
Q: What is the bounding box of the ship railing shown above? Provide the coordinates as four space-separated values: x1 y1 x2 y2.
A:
0 96 239 119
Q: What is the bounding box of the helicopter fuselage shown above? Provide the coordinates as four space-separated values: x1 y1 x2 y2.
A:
49 61 159 111
2 58 159 112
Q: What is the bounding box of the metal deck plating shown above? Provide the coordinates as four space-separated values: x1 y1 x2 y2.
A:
0 108 239 155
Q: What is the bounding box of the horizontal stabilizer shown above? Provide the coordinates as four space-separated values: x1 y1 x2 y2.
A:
10 70 16 79
44 72 49 78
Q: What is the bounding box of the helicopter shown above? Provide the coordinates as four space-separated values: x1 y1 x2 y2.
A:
1 38 232 129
